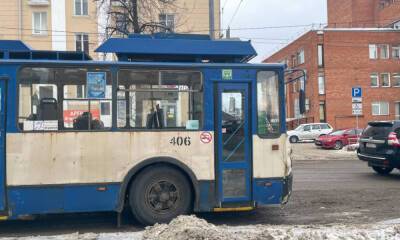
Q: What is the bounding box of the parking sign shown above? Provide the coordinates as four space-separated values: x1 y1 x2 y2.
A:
352 87 362 98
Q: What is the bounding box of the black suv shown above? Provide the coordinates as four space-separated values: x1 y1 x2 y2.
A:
358 121 400 175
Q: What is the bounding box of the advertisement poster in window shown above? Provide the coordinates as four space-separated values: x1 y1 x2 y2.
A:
87 72 106 98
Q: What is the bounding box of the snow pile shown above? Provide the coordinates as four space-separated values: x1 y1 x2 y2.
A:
345 143 359 151
0 232 143 240
143 215 400 240
142 215 234 240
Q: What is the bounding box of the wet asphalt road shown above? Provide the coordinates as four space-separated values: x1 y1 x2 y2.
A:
0 144 399 237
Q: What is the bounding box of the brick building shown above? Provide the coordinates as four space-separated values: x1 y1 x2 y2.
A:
264 0 400 129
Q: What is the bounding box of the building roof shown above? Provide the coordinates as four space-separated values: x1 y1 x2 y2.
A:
96 33 257 63
0 40 31 51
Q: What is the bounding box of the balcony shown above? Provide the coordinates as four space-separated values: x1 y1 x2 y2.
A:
28 0 50 6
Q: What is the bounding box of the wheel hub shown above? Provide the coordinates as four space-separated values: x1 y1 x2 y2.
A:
147 181 178 212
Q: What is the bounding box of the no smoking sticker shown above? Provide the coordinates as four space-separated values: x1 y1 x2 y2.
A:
200 132 213 144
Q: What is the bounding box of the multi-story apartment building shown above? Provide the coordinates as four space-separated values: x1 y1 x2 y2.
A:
0 0 221 58
264 0 400 129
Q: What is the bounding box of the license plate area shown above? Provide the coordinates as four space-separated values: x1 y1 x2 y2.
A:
366 143 376 149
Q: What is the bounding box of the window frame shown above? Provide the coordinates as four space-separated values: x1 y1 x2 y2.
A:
297 49 305 65
75 33 89 54
116 69 204 131
369 44 378 59
379 44 390 59
370 73 379 88
74 0 89 16
395 102 400 120
32 12 47 35
371 101 390 116
318 74 325 95
380 73 391 87
392 46 400 59
256 70 282 139
317 44 324 67
392 73 400 87
159 13 175 32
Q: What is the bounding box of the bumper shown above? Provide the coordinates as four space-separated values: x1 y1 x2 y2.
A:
315 140 335 148
357 152 399 168
253 173 293 206
281 173 293 204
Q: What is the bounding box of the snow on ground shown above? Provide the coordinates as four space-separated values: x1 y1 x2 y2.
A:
2 215 400 240
291 143 358 161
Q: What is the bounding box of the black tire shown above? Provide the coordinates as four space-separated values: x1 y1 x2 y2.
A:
334 141 343 150
129 165 192 225
289 136 299 143
372 166 394 175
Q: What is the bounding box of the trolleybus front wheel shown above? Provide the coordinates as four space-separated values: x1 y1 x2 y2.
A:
129 165 193 225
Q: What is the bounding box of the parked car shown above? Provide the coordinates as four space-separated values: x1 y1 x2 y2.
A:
358 121 400 175
315 128 363 150
287 123 333 143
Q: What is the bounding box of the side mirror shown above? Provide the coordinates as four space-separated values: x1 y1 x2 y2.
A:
299 89 306 114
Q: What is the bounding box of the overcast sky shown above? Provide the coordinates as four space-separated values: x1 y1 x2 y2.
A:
221 0 327 62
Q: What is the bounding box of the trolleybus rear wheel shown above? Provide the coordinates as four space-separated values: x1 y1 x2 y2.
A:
129 165 192 225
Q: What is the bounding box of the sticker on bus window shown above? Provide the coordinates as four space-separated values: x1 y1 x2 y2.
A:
222 69 233 80
87 72 106 99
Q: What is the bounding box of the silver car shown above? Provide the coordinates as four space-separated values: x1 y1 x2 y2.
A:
287 123 333 143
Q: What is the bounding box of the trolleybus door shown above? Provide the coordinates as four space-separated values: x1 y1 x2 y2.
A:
215 83 252 204
0 79 6 211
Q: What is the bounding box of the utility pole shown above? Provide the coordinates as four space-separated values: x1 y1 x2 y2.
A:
209 0 215 39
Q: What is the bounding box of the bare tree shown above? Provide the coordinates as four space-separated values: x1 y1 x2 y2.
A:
96 0 184 38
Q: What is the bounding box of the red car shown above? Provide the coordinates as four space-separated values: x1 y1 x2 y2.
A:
315 128 363 150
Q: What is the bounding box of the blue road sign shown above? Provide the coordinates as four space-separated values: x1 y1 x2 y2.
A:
352 87 362 98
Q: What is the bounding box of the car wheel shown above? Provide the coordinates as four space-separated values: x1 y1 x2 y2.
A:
289 136 299 143
372 166 394 175
334 141 343 150
129 165 193 225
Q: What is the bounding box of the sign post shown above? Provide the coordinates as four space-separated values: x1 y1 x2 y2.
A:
352 87 362 130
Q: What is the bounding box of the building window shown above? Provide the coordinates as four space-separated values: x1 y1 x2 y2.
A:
74 0 88 16
392 46 400 59
305 98 310 112
370 73 379 87
393 73 400 87
32 12 47 35
372 101 389 116
369 44 378 59
317 44 324 67
319 101 326 122
381 73 390 87
379 44 390 59
396 102 400 120
297 49 305 65
318 75 325 95
159 14 175 32
75 34 89 54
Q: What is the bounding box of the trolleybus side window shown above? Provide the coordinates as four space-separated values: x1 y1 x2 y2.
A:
117 70 202 130
18 67 112 131
60 68 112 130
18 67 59 131
257 71 280 137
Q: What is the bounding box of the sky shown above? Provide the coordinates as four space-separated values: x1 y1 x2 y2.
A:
221 0 328 62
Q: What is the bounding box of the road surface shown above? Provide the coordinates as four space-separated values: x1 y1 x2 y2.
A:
0 143 399 237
